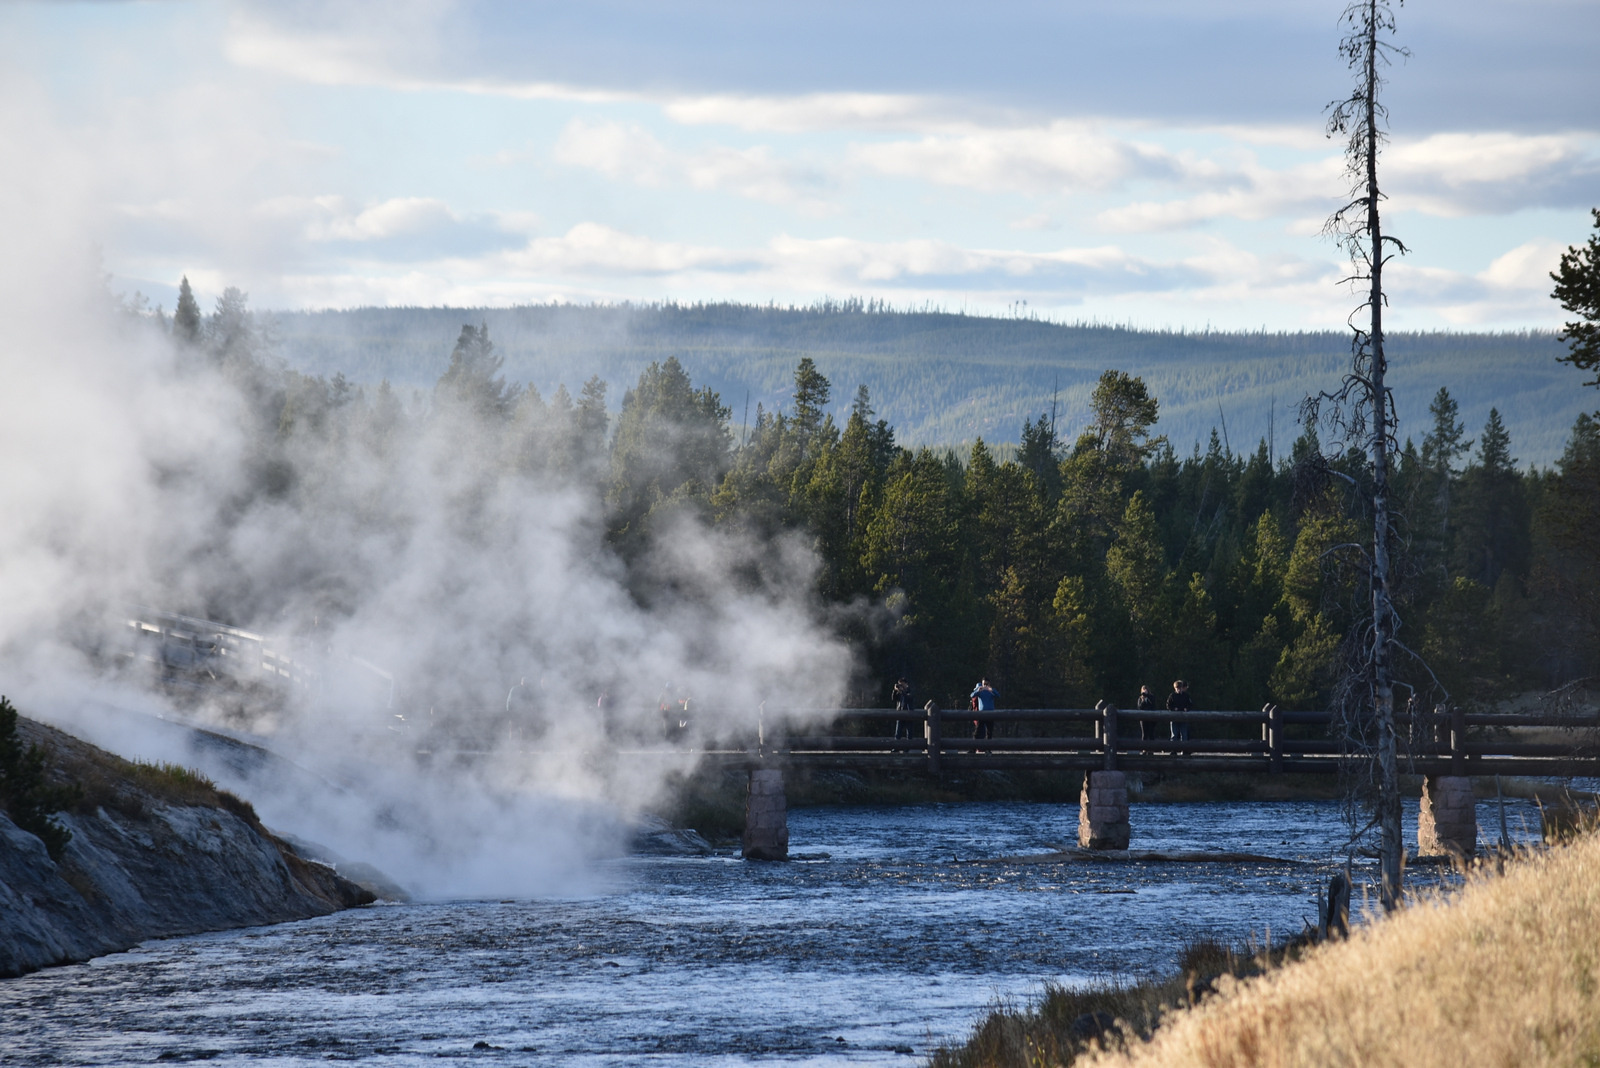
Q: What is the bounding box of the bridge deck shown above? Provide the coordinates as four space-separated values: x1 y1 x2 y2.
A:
428 705 1600 780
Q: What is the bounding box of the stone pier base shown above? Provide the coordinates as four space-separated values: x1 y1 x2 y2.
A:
1078 770 1130 850
742 768 789 861
1418 775 1476 859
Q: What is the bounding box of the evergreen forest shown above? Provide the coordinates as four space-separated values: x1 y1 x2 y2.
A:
267 302 1583 466
153 279 1600 717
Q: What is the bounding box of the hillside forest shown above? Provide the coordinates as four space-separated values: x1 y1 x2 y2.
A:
151 279 1600 717
268 302 1584 467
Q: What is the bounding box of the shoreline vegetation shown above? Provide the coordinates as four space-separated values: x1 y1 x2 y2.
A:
930 826 1600 1068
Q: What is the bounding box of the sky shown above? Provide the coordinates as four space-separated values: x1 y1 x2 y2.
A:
4 0 1597 330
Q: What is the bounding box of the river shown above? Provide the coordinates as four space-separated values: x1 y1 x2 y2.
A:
2 796 1545 1067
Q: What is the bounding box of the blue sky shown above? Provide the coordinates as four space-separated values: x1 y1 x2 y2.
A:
5 0 1597 328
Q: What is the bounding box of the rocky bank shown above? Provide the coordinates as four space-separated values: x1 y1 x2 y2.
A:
0 717 374 978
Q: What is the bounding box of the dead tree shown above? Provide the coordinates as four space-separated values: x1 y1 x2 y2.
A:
1304 0 1410 912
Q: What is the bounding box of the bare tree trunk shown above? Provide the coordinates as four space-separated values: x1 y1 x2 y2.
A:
1321 0 1409 911
1363 9 1402 910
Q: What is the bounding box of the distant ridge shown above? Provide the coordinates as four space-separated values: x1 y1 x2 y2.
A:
268 304 1587 466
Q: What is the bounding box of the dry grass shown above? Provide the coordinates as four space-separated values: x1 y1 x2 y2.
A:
1082 834 1600 1068
16 715 258 826
930 940 1298 1068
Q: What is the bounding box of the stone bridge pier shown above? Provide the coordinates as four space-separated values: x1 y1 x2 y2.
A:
1078 701 1131 849
1418 775 1476 858
1078 770 1130 849
742 768 788 860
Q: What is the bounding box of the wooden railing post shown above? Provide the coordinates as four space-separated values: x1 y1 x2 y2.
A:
1103 703 1119 771
1450 705 1466 774
925 700 942 775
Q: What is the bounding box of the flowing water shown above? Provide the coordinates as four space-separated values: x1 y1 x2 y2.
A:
3 797 1546 1067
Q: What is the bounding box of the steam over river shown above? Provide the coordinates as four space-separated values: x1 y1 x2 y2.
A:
3 799 1543 1066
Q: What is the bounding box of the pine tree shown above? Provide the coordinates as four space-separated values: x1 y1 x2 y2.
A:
1104 491 1170 689
1530 414 1600 680
1420 387 1471 471
790 357 831 446
1551 208 1600 386
173 275 201 345
1453 409 1528 589
608 357 731 542
434 324 520 421
1087 370 1161 467
1018 414 1061 500
0 697 77 861
1477 408 1514 475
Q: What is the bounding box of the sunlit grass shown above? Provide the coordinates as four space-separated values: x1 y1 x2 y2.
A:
1078 833 1600 1068
932 827 1600 1068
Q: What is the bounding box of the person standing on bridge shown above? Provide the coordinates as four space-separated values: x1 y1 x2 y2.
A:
892 677 915 741
970 679 998 749
1137 685 1159 753
1167 679 1193 755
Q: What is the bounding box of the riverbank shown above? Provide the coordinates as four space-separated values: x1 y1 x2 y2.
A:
930 828 1600 1067
0 712 376 978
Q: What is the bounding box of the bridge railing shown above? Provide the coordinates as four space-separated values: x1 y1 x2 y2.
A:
743 702 1600 775
756 705 1318 772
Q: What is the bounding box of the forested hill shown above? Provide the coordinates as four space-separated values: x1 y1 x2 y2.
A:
269 304 1584 466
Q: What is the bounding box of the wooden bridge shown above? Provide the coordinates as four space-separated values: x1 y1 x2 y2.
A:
112 607 1599 863
701 702 1600 778
697 702 1600 860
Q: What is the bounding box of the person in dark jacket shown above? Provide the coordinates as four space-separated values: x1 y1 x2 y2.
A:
1136 685 1159 752
1167 679 1193 755
970 679 998 747
892 678 915 741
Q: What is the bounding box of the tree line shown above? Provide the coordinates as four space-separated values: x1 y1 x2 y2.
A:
155 276 1599 716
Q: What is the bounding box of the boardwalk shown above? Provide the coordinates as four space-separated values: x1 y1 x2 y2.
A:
698 703 1600 779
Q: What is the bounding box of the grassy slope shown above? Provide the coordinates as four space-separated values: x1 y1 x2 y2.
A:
1080 832 1600 1067
934 832 1600 1067
957 832 1600 1068
14 716 259 825
268 305 1586 466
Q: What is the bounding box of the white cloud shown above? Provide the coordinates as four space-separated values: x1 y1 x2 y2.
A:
1091 130 1600 233
1096 157 1343 231
1384 132 1600 216
661 91 981 134
553 120 838 213
303 222 1230 305
1477 240 1567 290
253 196 459 242
851 122 1197 196
499 222 757 277
1011 213 1060 231
225 5 631 105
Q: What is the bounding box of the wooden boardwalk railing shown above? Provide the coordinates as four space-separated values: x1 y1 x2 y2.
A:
688 704 1600 778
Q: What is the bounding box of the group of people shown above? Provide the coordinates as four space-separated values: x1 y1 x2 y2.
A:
889 676 1196 750
890 676 1000 743
1138 679 1193 752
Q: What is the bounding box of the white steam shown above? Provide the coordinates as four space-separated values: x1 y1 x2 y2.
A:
0 99 853 896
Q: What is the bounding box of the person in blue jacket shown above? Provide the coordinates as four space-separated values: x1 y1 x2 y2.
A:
970 679 998 747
